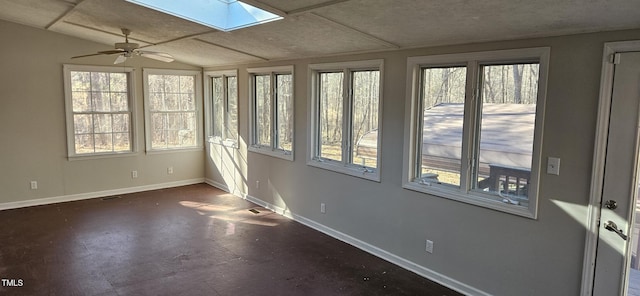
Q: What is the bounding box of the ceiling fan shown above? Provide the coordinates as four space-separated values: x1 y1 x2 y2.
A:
72 28 174 64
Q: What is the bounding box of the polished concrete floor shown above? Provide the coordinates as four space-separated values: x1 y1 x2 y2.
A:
0 184 462 296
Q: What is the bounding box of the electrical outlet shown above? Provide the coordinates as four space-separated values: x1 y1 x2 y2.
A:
30 181 38 190
167 166 174 174
425 239 434 254
132 170 138 178
256 180 260 189
320 203 326 214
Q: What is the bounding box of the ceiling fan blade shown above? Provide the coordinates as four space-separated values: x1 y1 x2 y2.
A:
114 55 127 64
138 51 174 63
71 53 104 59
99 50 125 55
72 49 125 59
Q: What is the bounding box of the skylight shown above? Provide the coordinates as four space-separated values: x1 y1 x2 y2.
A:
125 0 283 32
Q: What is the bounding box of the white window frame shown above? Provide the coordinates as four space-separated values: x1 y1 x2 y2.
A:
63 64 137 159
308 59 384 182
204 69 238 148
248 65 295 161
143 68 203 153
402 48 550 219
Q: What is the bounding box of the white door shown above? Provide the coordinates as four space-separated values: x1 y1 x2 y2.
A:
593 51 640 295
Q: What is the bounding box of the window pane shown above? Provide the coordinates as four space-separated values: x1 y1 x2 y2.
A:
255 75 271 146
180 112 197 146
112 114 129 132
92 91 111 112
113 133 130 151
111 92 128 111
110 73 127 92
91 72 109 91
351 70 379 168
71 72 90 91
151 113 167 148
147 74 164 93
275 74 293 151
227 76 238 141
420 66 467 186
164 75 180 94
75 134 94 154
73 114 93 134
165 94 180 111
181 93 195 111
211 77 224 138
474 63 539 201
93 114 112 133
319 72 343 162
72 91 91 112
94 133 113 152
180 76 194 94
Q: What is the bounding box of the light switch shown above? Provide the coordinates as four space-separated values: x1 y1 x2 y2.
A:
547 157 560 175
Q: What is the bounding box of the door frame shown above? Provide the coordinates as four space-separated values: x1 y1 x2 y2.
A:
582 40 640 296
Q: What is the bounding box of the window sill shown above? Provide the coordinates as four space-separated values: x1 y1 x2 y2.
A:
402 181 536 219
249 145 293 161
68 151 138 161
307 158 380 182
145 146 204 155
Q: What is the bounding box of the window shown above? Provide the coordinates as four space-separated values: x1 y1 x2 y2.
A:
143 69 203 151
63 65 135 157
205 70 238 147
308 60 383 181
403 48 549 218
248 66 294 160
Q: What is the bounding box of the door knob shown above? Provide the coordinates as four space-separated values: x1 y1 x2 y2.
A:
604 200 618 210
604 220 628 240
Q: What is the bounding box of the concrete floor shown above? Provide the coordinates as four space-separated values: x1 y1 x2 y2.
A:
0 184 461 295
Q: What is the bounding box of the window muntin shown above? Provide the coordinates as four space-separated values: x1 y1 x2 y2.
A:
404 48 549 218
64 65 135 157
144 69 202 152
248 66 294 160
309 60 383 181
207 70 238 146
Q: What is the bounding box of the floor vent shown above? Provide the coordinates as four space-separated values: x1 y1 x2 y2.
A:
249 209 260 214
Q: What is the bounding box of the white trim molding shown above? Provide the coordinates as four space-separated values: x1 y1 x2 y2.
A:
0 179 205 211
205 180 490 296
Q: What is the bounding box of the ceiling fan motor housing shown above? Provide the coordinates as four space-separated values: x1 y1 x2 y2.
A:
115 42 139 52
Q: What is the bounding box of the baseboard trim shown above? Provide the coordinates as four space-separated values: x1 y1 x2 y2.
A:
0 178 205 211
204 181 489 296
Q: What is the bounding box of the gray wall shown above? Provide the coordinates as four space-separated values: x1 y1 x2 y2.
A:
205 30 640 295
5 17 640 295
0 20 204 204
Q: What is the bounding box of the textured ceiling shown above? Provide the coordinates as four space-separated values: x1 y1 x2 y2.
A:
1 0 639 67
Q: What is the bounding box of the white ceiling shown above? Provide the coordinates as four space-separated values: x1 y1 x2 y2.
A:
1 0 640 67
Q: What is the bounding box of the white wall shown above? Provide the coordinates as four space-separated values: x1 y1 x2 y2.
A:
205 29 640 295
0 20 204 205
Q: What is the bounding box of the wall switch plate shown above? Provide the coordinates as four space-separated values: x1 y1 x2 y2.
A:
426 240 434 253
30 181 38 190
547 157 560 175
320 203 326 214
